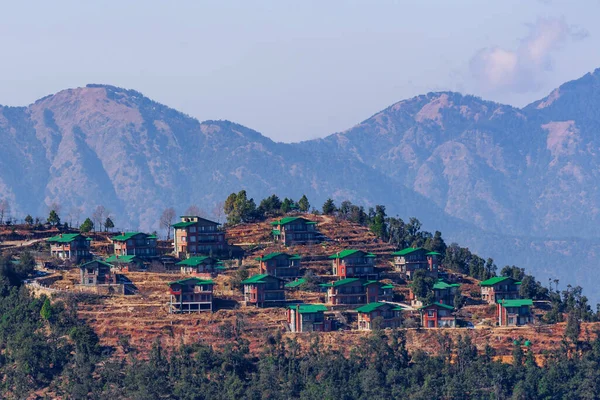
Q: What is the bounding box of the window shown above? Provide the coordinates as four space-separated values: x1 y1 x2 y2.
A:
189 226 196 233
190 236 196 242
181 236 186 242
427 310 435 317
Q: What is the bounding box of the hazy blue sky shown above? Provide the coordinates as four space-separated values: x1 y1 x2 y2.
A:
1 1 599 142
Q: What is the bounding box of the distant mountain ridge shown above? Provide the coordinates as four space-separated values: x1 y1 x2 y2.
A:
2 70 600 297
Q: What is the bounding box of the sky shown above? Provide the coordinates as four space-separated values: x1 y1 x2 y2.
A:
1 1 599 142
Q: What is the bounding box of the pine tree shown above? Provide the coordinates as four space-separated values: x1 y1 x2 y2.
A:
298 195 310 212
47 210 60 226
104 217 114 232
322 198 336 215
80 218 94 233
369 205 387 240
40 298 52 321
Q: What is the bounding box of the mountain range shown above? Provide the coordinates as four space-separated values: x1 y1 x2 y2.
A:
2 70 600 298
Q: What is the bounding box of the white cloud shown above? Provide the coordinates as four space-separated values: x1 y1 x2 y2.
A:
469 17 588 93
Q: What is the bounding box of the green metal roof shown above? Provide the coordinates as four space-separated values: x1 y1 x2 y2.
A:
105 255 140 263
270 216 315 226
176 256 217 266
271 229 281 236
172 221 197 228
433 281 461 290
356 302 403 313
497 299 533 307
173 217 219 229
79 259 113 269
285 278 307 288
256 252 301 261
288 304 328 313
426 251 442 256
391 247 424 256
321 277 362 287
168 277 214 286
381 284 394 289
328 249 375 259
241 274 282 284
479 276 515 286
418 302 454 311
47 233 83 243
111 232 146 241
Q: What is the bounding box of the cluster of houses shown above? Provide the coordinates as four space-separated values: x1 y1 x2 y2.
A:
47 215 535 332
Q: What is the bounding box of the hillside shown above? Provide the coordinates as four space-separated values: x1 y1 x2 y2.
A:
26 216 566 362
2 70 600 299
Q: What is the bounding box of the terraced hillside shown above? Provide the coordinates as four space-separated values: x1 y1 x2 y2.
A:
227 214 398 275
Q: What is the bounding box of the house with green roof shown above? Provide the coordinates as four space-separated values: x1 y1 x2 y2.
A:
497 299 533 326
409 280 461 308
172 216 226 258
285 278 306 289
111 232 157 258
356 302 403 330
418 302 456 328
242 274 286 307
480 276 521 304
47 233 92 263
79 259 117 286
168 277 214 313
323 278 390 306
287 304 333 332
365 280 395 303
257 252 302 279
329 249 377 279
270 216 318 246
105 254 144 272
391 247 440 280
177 256 222 275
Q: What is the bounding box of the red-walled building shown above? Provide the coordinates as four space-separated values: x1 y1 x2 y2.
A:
242 274 286 307
419 302 456 328
480 276 522 304
324 278 391 305
287 304 333 332
47 233 92 263
497 299 533 326
111 232 157 258
271 216 318 246
168 277 214 313
256 252 301 279
329 249 377 279
392 247 440 280
356 302 403 330
172 216 226 258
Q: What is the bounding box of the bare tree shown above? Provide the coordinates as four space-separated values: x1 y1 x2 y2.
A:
70 206 83 227
0 199 10 225
185 204 202 216
92 205 107 232
213 201 225 224
48 201 62 215
160 207 176 240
